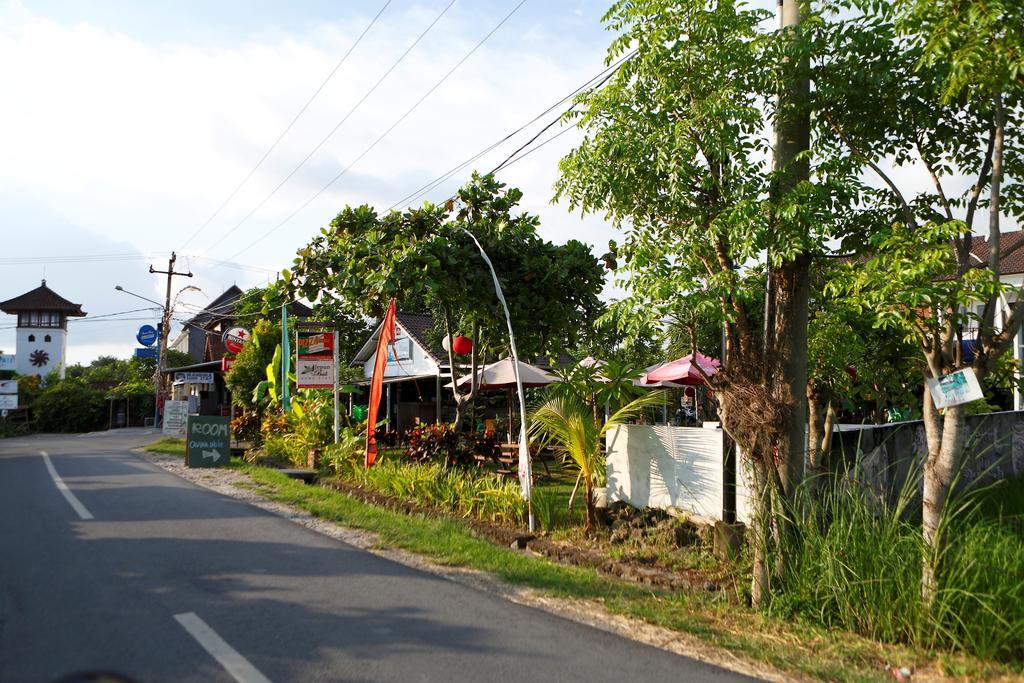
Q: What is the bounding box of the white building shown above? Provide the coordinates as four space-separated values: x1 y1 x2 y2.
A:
0 280 87 379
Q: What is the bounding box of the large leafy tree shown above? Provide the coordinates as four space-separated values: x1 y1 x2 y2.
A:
288 173 605 423
556 0 849 603
817 0 1023 600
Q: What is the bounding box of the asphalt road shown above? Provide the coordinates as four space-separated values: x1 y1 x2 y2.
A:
0 429 758 683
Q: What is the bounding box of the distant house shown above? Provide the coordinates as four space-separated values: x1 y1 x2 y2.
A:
959 231 1024 410
350 311 454 430
169 285 312 363
349 311 574 432
164 285 312 417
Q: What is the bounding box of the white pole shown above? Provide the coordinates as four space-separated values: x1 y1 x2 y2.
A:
333 328 340 444
460 228 534 532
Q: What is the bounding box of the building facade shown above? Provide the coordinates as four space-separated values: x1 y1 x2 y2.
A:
0 280 86 378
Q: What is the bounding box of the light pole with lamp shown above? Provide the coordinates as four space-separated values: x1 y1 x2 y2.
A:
115 283 200 426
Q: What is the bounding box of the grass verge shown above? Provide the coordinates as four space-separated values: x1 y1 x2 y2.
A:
237 463 1015 682
143 437 186 456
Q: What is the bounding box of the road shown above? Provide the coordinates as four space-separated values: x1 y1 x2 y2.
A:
0 429 757 683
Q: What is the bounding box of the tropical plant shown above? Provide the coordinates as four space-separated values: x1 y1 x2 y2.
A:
530 390 666 532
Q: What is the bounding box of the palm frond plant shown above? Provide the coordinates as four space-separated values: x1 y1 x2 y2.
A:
529 389 666 532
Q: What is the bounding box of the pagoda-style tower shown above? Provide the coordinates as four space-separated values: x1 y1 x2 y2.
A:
0 280 86 378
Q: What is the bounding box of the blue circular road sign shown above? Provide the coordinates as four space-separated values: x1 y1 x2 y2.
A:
137 324 159 347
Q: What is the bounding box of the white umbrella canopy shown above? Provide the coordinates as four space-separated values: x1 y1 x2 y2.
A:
452 358 557 390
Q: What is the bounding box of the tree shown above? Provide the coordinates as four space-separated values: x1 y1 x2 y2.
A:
556 0 850 604
225 318 281 411
530 389 666 533
288 173 605 425
818 0 1023 600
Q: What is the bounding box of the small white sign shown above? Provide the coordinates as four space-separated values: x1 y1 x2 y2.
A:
296 358 334 389
927 368 984 409
163 400 188 436
0 395 18 410
175 372 215 384
0 355 15 371
0 380 17 394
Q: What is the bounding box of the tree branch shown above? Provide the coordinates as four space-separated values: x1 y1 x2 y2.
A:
826 113 916 229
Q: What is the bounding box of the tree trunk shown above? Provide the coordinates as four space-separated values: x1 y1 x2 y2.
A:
583 481 596 534
922 395 965 602
750 458 772 606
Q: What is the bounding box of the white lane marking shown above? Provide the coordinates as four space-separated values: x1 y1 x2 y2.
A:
175 612 273 683
40 451 94 520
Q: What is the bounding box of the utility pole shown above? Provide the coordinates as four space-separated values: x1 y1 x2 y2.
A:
150 251 193 426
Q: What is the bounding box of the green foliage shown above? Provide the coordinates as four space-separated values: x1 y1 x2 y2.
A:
336 454 526 526
775 468 1024 662
225 319 281 410
30 378 106 433
289 173 605 362
530 389 666 530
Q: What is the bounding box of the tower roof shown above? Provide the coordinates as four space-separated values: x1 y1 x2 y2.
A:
0 280 87 316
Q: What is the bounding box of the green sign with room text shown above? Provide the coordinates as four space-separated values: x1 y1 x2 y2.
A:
186 415 230 467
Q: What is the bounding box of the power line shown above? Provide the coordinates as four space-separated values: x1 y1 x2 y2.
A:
0 253 170 265
226 0 529 261
387 49 637 211
177 0 394 252
198 0 459 255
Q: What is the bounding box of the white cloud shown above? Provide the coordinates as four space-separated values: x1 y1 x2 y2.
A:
0 1 623 362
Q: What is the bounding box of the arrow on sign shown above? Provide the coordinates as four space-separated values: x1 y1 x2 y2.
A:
202 450 220 461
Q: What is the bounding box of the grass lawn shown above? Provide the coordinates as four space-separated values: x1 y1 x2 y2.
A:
143 437 186 456
237 463 1016 682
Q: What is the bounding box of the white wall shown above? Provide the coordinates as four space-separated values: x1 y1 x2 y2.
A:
605 425 752 524
15 327 66 378
361 323 438 379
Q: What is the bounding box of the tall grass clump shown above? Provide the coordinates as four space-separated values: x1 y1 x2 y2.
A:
772 463 1024 663
333 454 526 527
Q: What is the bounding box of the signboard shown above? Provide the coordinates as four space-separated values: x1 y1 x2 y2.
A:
0 355 14 371
927 368 984 409
0 395 18 410
221 327 250 355
296 358 334 388
175 371 215 384
185 415 230 467
297 331 335 389
134 347 158 359
298 332 333 356
162 400 188 436
221 356 235 373
136 324 159 347
0 379 16 394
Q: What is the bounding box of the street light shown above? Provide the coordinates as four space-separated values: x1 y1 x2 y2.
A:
115 284 201 427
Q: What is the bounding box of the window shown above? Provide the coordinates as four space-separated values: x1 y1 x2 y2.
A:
28 312 38 326
27 334 35 342
44 335 51 342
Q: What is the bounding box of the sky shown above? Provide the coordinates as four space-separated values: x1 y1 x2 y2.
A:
0 0 1000 367
0 0 622 364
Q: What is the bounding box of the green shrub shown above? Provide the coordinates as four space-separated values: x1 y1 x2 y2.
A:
339 455 526 526
773 470 1024 662
31 378 106 433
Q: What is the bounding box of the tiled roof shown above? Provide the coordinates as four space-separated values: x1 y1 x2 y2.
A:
971 231 1024 276
0 280 86 316
396 312 444 362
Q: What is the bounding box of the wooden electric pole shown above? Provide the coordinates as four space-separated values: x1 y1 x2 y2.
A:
149 251 193 425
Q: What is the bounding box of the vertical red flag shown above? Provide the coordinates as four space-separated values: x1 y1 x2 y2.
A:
365 299 396 467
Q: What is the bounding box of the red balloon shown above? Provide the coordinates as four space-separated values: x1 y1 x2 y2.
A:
452 335 473 355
